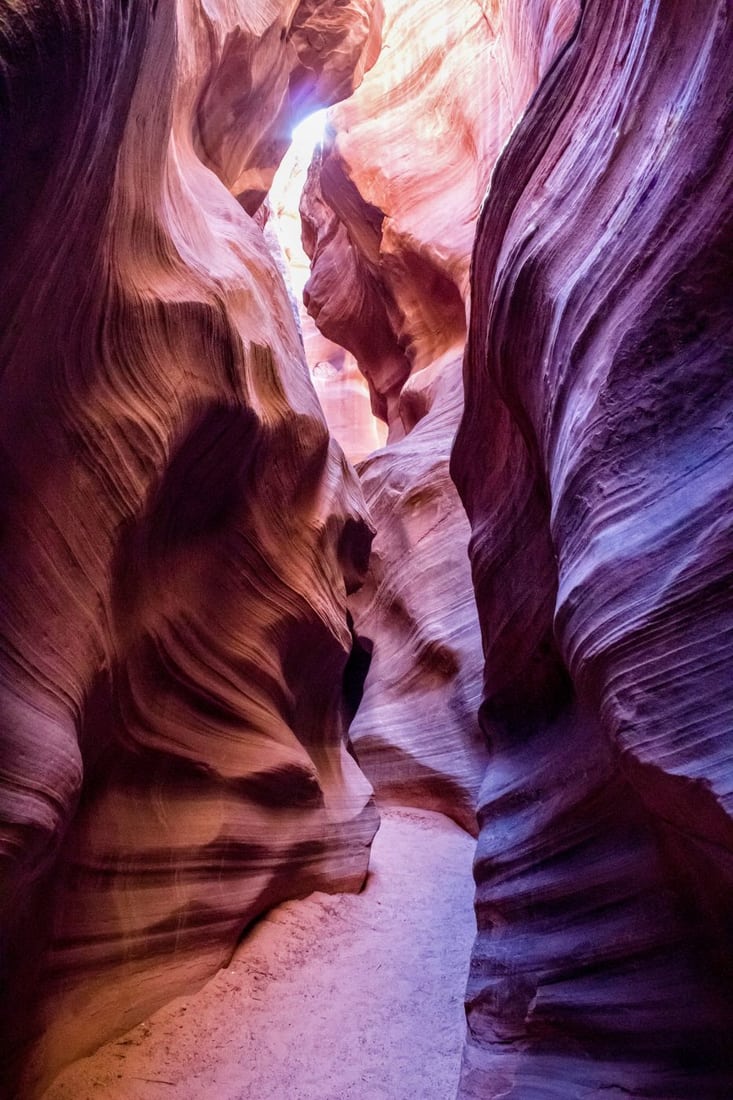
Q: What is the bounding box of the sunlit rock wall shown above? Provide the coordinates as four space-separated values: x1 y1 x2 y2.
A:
348 360 487 833
0 1 382 1095
452 1 733 1095
269 136 388 463
301 0 580 434
301 0 577 828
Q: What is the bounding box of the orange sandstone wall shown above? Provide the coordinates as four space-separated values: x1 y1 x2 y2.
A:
301 0 577 830
302 0 579 433
0 2 381 1094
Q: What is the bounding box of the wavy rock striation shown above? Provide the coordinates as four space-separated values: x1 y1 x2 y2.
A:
268 139 388 464
452 1 733 1095
0 1 382 1095
302 0 576 832
301 0 579 435
347 360 487 833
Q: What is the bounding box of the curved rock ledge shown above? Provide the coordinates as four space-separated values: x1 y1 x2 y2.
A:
348 360 488 833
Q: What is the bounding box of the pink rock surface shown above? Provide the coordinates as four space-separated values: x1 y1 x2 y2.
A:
268 137 388 462
0 2 381 1095
301 0 576 836
348 360 488 833
42 808 476 1100
452 1 733 1095
301 0 579 435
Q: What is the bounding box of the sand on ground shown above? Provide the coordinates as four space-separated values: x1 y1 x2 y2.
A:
43 807 477 1100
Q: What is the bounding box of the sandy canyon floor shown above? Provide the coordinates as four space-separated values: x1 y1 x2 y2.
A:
43 808 476 1100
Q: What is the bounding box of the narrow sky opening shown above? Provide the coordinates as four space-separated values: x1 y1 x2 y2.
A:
290 108 328 159
269 107 388 462
269 108 329 299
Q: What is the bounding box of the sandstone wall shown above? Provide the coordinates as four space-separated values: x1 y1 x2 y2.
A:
0 2 381 1094
302 0 579 434
347 360 487 832
452 1 733 1094
301 0 577 834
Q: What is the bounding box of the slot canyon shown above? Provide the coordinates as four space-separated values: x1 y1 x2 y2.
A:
0 0 731 1097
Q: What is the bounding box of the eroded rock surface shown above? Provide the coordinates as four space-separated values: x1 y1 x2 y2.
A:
0 1 382 1095
301 0 580 435
302 0 577 830
348 361 487 833
43 808 476 1100
268 136 388 463
452 1 733 1095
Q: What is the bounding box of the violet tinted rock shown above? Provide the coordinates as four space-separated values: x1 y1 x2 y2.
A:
348 360 488 833
453 1 733 1094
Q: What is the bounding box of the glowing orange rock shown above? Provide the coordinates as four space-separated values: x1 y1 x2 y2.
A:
300 0 577 834
302 0 579 433
0 1 382 1094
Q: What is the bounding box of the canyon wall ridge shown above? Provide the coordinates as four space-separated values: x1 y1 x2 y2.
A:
0 1 383 1094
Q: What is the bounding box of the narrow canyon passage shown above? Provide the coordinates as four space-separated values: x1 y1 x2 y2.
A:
42 809 476 1100
2 2 731 1097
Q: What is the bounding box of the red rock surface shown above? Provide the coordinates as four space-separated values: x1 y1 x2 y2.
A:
268 131 388 462
0 2 382 1095
348 360 488 833
301 0 576 833
4 1 731 1097
301 0 579 435
452 1 733 1095
43 808 477 1100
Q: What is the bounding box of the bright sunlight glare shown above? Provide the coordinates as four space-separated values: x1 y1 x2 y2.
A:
290 108 328 159
269 109 330 300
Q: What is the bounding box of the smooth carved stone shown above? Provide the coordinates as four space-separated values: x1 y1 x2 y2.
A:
193 0 383 213
301 0 580 436
348 359 489 834
0 1 382 1096
309 340 389 465
452 0 733 1095
299 0 576 839
268 139 388 463
301 147 413 430
300 0 577 838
